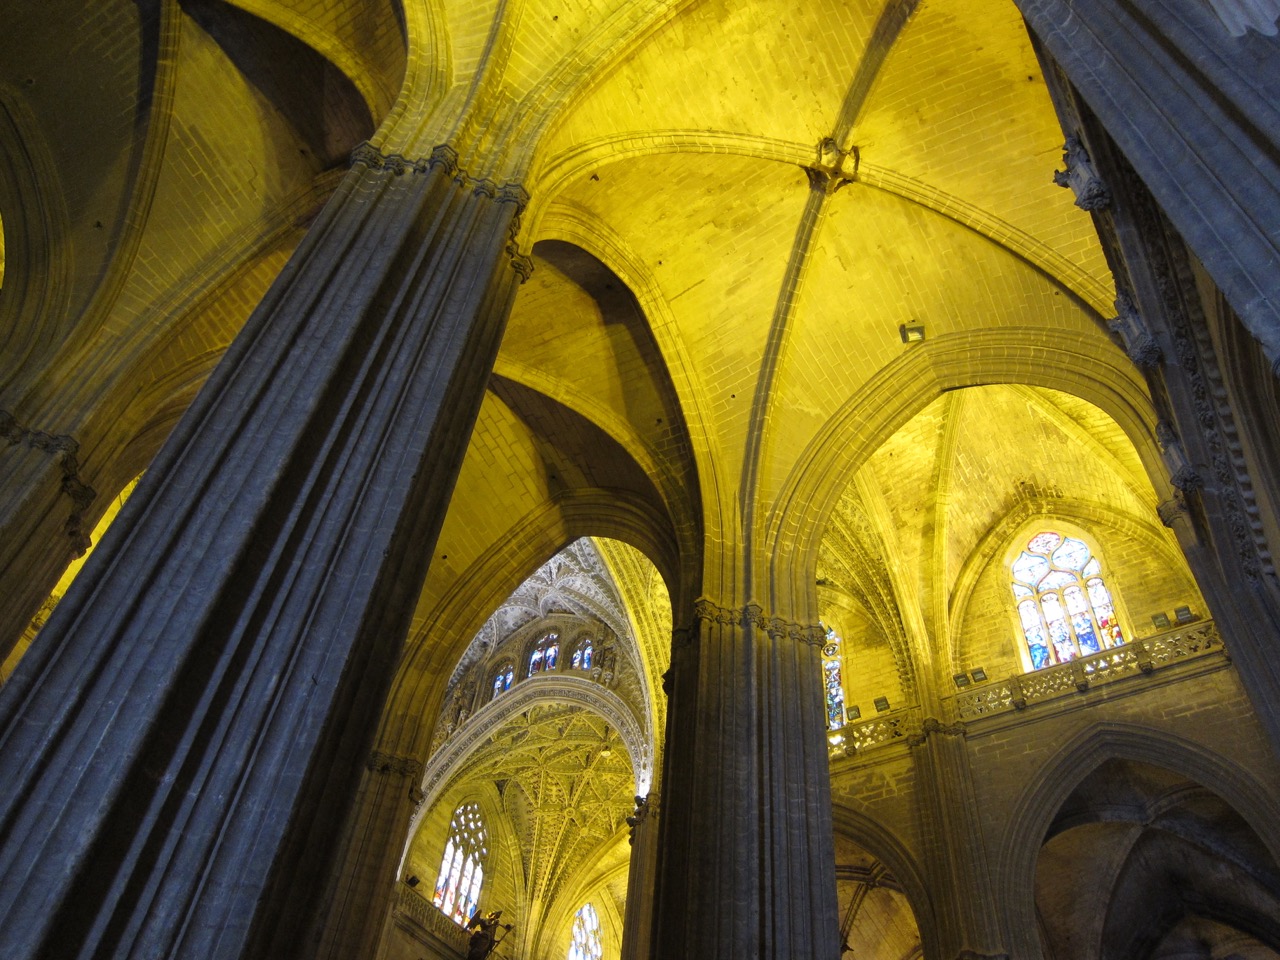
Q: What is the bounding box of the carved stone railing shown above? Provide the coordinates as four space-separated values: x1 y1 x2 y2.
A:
952 621 1222 722
395 884 470 955
828 706 921 758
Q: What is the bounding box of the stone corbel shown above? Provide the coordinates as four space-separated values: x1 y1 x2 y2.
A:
1156 421 1204 492
1108 291 1162 367
1158 490 1191 528
1053 136 1111 211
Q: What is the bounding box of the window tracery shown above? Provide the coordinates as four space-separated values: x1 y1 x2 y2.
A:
1011 531 1124 670
491 664 514 700
528 632 559 675
432 802 488 926
820 624 847 730
571 638 594 670
568 902 603 960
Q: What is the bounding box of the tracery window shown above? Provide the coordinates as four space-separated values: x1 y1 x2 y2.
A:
820 624 847 730
529 633 559 675
432 802 489 926
571 638 594 670
1010 531 1125 670
491 664 514 700
568 902 603 960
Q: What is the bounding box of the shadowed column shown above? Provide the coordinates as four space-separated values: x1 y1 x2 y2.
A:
0 144 529 960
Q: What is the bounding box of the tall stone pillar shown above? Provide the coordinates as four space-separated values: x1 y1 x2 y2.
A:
909 721 1007 960
620 792 659 960
312 751 425 960
652 599 840 959
0 143 529 960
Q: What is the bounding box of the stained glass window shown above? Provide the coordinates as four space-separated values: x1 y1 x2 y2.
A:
491 664 514 700
571 639 594 670
1010 532 1125 669
529 633 559 675
568 902 603 960
820 624 848 730
432 802 488 926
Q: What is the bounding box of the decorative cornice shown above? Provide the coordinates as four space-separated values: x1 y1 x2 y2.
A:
351 142 534 282
1 410 96 553
906 716 966 747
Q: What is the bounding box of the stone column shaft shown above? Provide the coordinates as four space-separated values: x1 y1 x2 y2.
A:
0 146 527 960
652 600 839 960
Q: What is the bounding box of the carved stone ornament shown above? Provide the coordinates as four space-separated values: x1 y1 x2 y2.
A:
906 715 966 747
1206 0 1280 35
1156 421 1204 491
1158 491 1191 528
1108 291 1162 367
1053 136 1111 211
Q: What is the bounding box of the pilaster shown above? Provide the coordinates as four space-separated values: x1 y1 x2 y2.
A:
0 144 528 960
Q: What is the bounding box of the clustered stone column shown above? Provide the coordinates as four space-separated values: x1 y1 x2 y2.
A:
652 598 840 960
0 144 529 960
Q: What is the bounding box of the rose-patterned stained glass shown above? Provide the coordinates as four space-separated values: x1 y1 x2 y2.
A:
433 802 489 926
820 624 848 730
568 903 603 960
491 665 514 700
529 633 559 675
1010 532 1125 669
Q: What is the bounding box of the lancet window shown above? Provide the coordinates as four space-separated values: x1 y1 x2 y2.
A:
568 902 603 960
820 624 847 730
528 633 559 675
1010 531 1125 670
491 664 514 700
571 638 594 670
432 802 489 926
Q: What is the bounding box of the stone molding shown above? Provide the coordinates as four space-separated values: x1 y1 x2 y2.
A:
1 409 96 552
350 142 534 281
366 751 424 780
690 598 824 647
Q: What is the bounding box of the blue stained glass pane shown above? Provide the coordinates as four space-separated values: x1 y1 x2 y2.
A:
1028 642 1051 669
1073 614 1100 654
545 642 558 670
530 648 544 673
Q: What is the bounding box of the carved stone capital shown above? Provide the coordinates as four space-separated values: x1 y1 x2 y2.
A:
367 751 424 780
906 715 966 747
2 410 96 553
1158 491 1190 527
1053 136 1110 211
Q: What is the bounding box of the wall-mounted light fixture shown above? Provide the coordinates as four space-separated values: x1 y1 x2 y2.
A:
1152 612 1171 629
1175 605 1195 623
873 696 890 712
971 667 987 683
899 322 925 344
953 673 971 688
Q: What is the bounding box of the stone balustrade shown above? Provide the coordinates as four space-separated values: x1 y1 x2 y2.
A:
828 622 1223 756
395 884 471 955
951 621 1222 722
